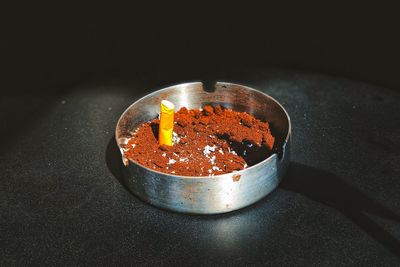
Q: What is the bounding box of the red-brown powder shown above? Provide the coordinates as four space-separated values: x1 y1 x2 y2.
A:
123 105 275 176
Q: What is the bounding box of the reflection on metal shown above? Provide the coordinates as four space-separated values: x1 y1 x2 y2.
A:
115 82 291 214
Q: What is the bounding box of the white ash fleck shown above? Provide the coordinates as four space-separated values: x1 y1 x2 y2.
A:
129 128 140 135
132 144 136 149
208 169 212 174
212 166 220 171
243 150 247 156
121 138 129 145
247 143 254 148
168 159 176 164
166 166 169 170
210 155 216 165
171 171 176 174
244 163 248 168
203 145 216 157
173 152 178 157
162 152 166 157
218 149 224 155
172 132 180 144
230 150 237 155
179 157 188 162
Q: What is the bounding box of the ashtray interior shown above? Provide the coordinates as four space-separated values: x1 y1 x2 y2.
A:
117 82 289 160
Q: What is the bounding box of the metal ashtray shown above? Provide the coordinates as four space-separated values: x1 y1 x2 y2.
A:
115 82 291 214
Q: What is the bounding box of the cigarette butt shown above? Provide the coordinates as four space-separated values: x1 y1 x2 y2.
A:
159 100 175 146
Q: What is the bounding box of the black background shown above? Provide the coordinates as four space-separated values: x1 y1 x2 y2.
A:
2 3 400 265
2 3 400 92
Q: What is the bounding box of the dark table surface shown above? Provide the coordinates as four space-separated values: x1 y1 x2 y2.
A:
1 68 400 266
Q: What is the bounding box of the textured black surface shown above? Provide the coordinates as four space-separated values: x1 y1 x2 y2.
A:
1 68 400 266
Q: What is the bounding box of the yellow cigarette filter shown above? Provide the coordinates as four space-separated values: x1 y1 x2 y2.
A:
159 100 175 146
